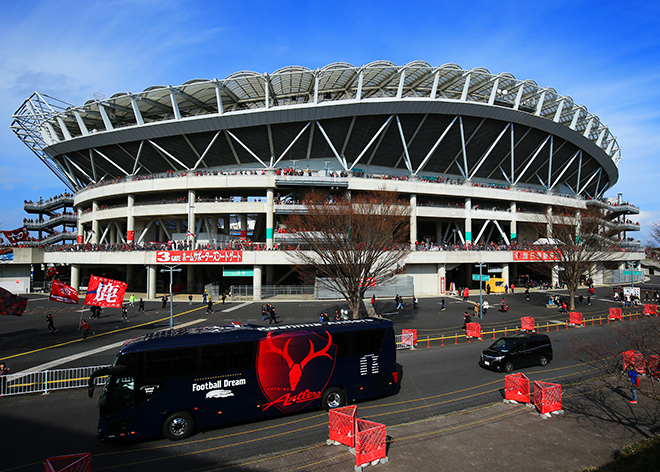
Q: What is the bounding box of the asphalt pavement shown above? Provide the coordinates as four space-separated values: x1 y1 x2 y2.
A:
1 280 660 471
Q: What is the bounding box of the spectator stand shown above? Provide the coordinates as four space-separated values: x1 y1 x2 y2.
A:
533 381 563 418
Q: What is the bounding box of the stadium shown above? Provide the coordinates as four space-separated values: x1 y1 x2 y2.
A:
8 60 643 299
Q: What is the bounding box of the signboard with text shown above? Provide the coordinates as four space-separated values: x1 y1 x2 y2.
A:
156 250 243 264
512 250 561 262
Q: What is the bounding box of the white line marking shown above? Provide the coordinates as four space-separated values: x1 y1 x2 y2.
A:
221 302 252 313
15 341 128 374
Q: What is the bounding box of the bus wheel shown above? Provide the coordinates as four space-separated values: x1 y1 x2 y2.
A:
322 387 346 411
162 411 194 440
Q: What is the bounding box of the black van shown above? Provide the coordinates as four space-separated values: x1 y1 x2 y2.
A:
480 334 553 373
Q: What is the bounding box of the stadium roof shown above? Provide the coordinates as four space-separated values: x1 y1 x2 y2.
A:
11 61 621 195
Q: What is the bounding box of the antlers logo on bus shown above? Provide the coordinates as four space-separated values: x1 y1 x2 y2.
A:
257 331 336 413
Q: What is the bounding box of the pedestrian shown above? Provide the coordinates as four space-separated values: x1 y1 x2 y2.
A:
504 284 508 294
463 287 469 301
462 311 471 330
203 290 208 303
129 293 135 307
222 292 226 304
525 288 530 301
397 296 404 310
188 294 193 305
413 295 418 309
262 304 267 320
46 313 57 332
138 298 145 312
578 293 584 304
207 299 214 314
473 302 480 318
0 361 9 395
162 295 167 308
510 283 515 294
628 365 638 404
587 294 591 306
500 298 506 312
486 284 491 295
122 305 129 321
482 300 489 316
80 319 91 340
394 294 400 308
440 298 446 311
269 307 278 324
371 294 376 307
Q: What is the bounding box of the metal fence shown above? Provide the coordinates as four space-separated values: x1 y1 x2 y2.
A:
395 333 415 350
0 365 110 397
230 285 316 301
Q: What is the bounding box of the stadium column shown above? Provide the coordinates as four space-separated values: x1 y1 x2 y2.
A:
187 265 195 293
188 190 196 242
211 215 218 247
71 264 80 291
546 205 553 240
502 264 510 287
127 194 135 243
410 194 417 249
92 201 99 244
147 265 157 300
253 265 262 301
510 201 517 240
76 208 83 244
110 225 117 244
435 221 443 246
266 188 274 249
465 197 472 244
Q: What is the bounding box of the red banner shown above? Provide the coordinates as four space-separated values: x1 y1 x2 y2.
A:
50 280 79 304
155 250 243 264
2 227 29 245
513 250 561 262
126 230 135 242
77 234 83 244
0 286 28 316
84 275 127 308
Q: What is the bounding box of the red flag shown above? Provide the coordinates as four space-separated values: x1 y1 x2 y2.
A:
2 227 29 245
84 275 127 309
49 280 79 305
0 286 28 316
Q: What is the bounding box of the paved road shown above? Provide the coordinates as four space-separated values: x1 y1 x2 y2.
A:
0 280 658 471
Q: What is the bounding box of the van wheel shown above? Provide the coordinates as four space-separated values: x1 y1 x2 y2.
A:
322 387 346 411
162 411 194 440
539 356 548 367
503 362 514 373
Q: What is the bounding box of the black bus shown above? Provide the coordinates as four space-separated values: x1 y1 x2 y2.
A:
88 318 400 441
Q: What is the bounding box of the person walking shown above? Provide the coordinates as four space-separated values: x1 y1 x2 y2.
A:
80 319 91 340
129 293 136 307
188 294 193 306
202 290 208 304
628 365 638 404
269 306 278 324
121 305 129 321
462 311 471 330
261 304 267 320
162 295 167 309
578 293 584 304
482 300 489 316
371 294 376 308
440 298 446 311
413 295 418 309
207 299 214 314
221 292 226 304
46 313 57 332
138 298 145 312
397 296 404 310
0 362 9 396
587 294 591 306
525 288 530 301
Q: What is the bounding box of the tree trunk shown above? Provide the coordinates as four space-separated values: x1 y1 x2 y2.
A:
348 298 361 319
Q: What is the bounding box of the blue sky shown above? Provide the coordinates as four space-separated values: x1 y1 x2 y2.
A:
1 0 659 239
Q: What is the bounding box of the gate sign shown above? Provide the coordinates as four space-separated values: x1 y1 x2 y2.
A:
513 250 560 261
156 250 243 264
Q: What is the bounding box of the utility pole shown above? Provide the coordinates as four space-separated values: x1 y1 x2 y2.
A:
160 265 182 330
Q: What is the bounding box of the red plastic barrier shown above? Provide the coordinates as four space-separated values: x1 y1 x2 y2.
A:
608 308 623 320
505 373 531 403
521 317 535 332
533 381 562 415
355 418 387 467
622 350 646 375
44 453 92 472
402 329 417 346
466 322 481 339
648 355 660 379
644 304 658 315
328 405 357 448
569 312 583 326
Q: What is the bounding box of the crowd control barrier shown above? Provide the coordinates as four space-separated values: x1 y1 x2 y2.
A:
608 308 623 321
533 381 562 415
355 418 387 468
396 332 415 350
569 312 583 326
44 453 91 472
521 317 535 332
644 304 658 315
0 365 109 397
505 373 531 403
648 355 660 379
466 322 481 340
622 350 646 375
328 405 357 448
401 329 417 346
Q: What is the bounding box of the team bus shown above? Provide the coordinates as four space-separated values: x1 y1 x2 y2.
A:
88 318 401 441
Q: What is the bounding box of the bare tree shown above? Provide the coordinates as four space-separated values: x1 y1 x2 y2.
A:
535 206 621 311
283 189 411 318
645 221 660 256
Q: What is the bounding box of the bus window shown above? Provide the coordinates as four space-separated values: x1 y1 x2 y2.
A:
144 348 198 382
350 329 386 356
201 341 256 375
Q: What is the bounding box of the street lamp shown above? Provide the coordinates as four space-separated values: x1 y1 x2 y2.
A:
160 265 182 330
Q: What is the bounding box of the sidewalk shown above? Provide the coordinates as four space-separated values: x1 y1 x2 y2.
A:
230 381 660 472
